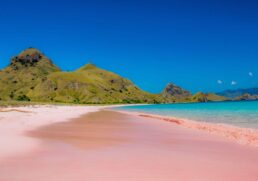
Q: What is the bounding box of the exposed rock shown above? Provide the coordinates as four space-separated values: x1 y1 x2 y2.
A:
162 83 191 98
0 48 60 101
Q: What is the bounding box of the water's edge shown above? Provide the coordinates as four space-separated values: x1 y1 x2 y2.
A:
111 109 258 147
113 101 258 129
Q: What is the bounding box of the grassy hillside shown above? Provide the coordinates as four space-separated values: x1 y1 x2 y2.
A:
0 48 60 101
0 48 227 104
29 64 163 104
191 92 228 102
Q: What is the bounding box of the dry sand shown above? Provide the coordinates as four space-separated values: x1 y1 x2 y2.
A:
0 105 101 161
0 109 257 181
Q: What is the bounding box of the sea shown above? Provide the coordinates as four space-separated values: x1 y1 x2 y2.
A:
115 101 258 129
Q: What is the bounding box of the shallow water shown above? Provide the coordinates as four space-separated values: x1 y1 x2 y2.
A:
115 101 258 129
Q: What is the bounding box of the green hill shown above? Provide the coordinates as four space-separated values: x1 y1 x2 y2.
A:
29 63 163 104
0 48 226 104
0 48 163 104
0 48 60 101
191 92 228 102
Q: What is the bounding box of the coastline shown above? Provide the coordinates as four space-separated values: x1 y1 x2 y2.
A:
1 110 257 181
1 103 257 162
112 109 258 147
1 103 257 163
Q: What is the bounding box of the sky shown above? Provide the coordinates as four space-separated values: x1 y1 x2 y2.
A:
0 0 257 93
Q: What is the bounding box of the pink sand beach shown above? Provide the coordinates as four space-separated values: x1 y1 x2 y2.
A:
0 107 258 181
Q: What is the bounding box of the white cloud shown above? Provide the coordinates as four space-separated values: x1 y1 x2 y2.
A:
217 80 223 84
249 72 253 77
231 81 237 85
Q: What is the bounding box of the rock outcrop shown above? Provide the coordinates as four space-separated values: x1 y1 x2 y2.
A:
162 83 191 98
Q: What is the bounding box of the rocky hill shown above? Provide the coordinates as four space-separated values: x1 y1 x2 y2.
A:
161 83 192 102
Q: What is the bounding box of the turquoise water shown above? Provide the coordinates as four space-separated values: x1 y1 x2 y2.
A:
115 101 258 129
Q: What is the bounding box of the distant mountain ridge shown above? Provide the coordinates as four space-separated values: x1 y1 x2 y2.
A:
217 88 258 99
0 48 227 104
235 93 258 101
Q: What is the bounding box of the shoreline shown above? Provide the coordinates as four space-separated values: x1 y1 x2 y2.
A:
111 109 258 147
1 104 257 162
1 110 257 181
1 103 257 162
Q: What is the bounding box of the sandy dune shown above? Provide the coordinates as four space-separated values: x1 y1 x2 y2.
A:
0 110 257 181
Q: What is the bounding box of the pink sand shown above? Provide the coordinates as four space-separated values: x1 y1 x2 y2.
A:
0 110 257 181
116 110 258 147
0 105 101 161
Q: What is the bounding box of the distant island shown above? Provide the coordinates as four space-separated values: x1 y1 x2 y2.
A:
0 48 257 104
217 88 258 101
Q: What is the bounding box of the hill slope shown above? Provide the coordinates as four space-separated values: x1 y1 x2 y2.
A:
161 83 192 102
0 48 227 104
29 63 163 103
0 48 60 101
191 92 228 102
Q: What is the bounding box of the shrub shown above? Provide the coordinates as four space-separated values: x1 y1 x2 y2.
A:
73 98 80 103
16 95 30 101
122 99 142 104
9 92 14 99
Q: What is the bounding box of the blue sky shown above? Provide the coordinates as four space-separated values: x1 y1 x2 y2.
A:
0 0 257 93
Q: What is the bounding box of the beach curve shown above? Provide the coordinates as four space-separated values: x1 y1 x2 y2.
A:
113 110 258 147
0 110 257 181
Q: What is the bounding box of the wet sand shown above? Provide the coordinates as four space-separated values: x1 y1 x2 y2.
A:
120 111 258 147
0 110 258 181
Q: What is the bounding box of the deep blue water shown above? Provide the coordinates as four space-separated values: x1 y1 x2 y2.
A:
115 101 258 129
